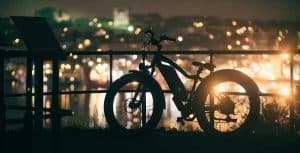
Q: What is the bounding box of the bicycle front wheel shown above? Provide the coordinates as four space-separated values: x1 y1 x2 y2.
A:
104 72 163 134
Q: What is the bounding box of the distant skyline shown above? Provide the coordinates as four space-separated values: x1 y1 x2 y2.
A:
1 0 300 20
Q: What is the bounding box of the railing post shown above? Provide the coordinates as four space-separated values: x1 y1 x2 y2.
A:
0 50 5 152
25 54 33 153
34 58 44 129
290 50 295 133
52 58 60 153
109 51 113 85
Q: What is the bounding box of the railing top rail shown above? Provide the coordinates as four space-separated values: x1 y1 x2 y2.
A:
1 49 300 57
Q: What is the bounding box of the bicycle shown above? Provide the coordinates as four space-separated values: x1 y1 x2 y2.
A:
104 29 260 136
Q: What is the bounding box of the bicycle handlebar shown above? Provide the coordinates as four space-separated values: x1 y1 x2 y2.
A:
142 29 176 50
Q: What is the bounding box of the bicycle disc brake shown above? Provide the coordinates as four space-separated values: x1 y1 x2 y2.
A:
124 98 142 113
216 95 237 122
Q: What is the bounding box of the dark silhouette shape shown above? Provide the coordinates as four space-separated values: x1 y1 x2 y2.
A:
10 16 70 153
104 28 260 136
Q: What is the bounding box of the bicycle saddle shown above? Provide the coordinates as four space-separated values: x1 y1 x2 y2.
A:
192 61 216 71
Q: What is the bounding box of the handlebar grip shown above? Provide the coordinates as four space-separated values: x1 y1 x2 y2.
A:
160 35 176 42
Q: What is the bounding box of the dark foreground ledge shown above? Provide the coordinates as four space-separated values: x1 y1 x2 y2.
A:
3 128 300 153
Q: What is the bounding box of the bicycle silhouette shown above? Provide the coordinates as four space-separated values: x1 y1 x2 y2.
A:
104 29 260 136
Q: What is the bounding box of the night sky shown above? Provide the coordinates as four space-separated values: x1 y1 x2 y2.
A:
0 0 300 20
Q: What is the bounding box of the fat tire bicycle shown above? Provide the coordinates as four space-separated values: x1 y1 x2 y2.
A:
104 29 260 136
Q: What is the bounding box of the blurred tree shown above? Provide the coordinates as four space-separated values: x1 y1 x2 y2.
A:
34 7 56 25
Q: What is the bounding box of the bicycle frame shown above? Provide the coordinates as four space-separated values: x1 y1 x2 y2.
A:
139 52 206 115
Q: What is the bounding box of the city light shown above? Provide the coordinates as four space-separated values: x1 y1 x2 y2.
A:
83 39 91 47
13 38 20 44
63 27 68 32
77 43 84 50
177 36 183 42
127 25 134 32
226 31 232 37
193 21 204 28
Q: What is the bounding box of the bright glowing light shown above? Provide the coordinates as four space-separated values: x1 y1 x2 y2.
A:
96 23 102 28
96 58 102 63
131 55 138 60
235 40 241 46
226 31 232 37
135 27 142 35
227 44 233 50
104 34 110 39
88 21 94 26
193 21 204 28
242 45 250 50
244 37 250 43
277 36 282 42
70 77 75 82
215 85 226 93
97 48 102 51
208 34 214 40
92 18 98 23
232 20 237 26
95 29 107 36
247 26 254 33
83 39 91 47
65 64 71 70
62 44 67 49
73 55 78 60
177 36 183 42
108 21 113 26
14 38 20 44
280 87 290 96
281 53 289 59
88 61 94 67
128 25 134 32
78 43 84 50
63 27 68 32
75 64 80 70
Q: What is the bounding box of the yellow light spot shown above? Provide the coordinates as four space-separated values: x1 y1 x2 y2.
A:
92 18 98 23
134 27 142 35
73 55 78 60
281 53 289 59
227 44 233 50
232 20 237 26
128 25 134 32
88 61 94 67
70 77 75 82
226 31 232 37
280 87 290 96
235 40 241 46
14 38 20 44
63 27 68 32
11 81 16 88
104 34 110 39
11 71 16 76
277 36 282 42
75 64 80 70
193 21 204 28
97 48 102 51
208 34 214 40
77 43 84 50
108 21 113 26
96 23 102 28
83 39 91 47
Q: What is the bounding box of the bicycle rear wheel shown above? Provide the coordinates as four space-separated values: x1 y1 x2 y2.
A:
194 70 260 136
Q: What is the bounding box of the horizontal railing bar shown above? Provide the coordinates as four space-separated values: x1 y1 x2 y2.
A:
2 50 300 57
4 90 284 98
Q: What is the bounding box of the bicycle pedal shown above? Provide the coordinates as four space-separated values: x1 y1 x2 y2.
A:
176 117 185 125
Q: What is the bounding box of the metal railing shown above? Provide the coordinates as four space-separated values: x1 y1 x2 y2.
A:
1 49 299 131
